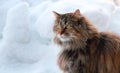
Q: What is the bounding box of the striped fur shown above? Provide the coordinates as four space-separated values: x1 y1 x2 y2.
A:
53 9 120 73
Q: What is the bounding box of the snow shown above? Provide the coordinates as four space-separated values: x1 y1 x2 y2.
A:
0 0 22 38
3 2 30 43
0 0 120 73
107 7 120 34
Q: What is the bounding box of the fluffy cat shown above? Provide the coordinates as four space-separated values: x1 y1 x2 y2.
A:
53 9 120 73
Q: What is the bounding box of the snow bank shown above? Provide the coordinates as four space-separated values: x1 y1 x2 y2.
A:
1 2 45 64
1 2 59 66
1 2 33 62
0 0 119 73
3 2 30 43
107 7 120 34
0 0 23 39
30 1 52 28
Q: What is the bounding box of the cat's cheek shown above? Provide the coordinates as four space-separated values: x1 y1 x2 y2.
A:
54 36 60 44
54 36 58 43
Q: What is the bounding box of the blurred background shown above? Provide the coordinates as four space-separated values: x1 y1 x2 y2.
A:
0 0 120 73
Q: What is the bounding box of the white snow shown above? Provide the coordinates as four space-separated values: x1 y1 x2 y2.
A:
0 0 23 38
107 7 120 34
3 2 30 43
0 0 120 73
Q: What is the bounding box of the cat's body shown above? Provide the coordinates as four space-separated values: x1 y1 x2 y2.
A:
53 9 120 73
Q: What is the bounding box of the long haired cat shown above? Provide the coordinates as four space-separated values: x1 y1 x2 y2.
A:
53 9 120 73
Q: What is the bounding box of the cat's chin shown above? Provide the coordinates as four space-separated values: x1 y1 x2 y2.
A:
56 34 71 42
59 37 71 42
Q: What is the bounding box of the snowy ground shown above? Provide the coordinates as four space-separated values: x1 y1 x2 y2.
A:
0 0 120 73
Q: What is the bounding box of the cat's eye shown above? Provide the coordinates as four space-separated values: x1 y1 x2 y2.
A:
66 25 72 29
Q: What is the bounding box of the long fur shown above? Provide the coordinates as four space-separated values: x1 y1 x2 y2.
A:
53 9 120 73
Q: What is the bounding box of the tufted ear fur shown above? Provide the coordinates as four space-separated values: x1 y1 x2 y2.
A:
74 9 81 17
53 11 60 18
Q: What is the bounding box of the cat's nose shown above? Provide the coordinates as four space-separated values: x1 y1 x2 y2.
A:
58 34 65 38
58 30 64 35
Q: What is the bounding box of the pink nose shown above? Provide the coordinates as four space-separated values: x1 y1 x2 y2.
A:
58 30 64 35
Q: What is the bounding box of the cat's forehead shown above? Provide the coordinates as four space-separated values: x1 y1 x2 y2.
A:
60 14 72 19
59 13 79 21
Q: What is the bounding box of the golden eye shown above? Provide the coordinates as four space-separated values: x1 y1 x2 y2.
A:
66 25 72 29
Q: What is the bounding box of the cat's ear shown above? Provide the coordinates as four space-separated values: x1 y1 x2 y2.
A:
74 9 81 16
53 11 60 18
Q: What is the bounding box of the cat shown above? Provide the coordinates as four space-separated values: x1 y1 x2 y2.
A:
53 9 120 73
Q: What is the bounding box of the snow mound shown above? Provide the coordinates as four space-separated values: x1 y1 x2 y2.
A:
1 2 60 66
1 2 47 63
0 0 24 39
30 1 52 28
107 7 120 34
3 2 30 43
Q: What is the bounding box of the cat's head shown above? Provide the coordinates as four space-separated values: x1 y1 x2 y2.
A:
53 9 98 48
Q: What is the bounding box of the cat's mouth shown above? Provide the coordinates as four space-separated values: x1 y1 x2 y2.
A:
57 34 71 42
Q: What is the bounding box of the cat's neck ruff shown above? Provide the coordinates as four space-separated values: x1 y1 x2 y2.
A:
57 34 71 42
60 38 88 50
